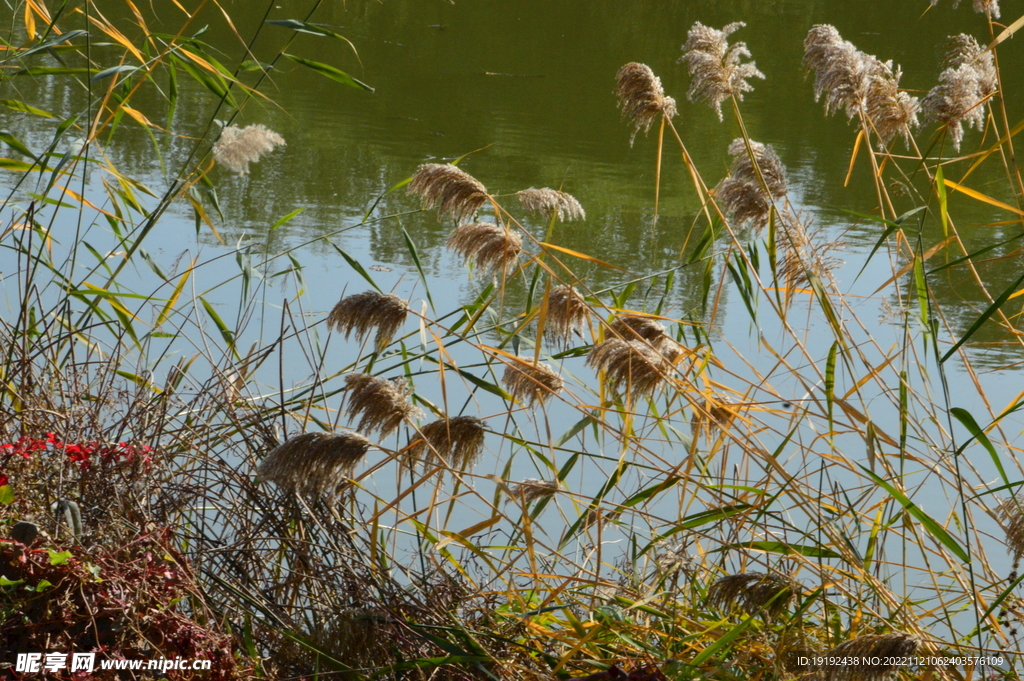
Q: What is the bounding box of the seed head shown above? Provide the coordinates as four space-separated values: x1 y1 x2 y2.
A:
501 359 564 408
996 495 1024 561
344 374 422 438
408 163 489 223
258 431 371 498
509 478 558 504
679 22 764 121
944 34 997 96
921 63 987 152
691 393 739 439
586 338 675 399
931 0 1001 18
517 187 585 222
614 62 678 145
608 315 667 343
776 215 844 289
865 64 920 148
545 285 589 345
817 633 919 681
707 572 801 617
715 139 788 232
327 291 409 352
447 222 523 277
408 415 486 469
212 124 285 175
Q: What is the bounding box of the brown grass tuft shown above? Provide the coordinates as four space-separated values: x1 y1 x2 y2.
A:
517 187 585 222
608 315 667 343
408 416 486 469
509 478 558 504
715 139 787 231
777 215 844 289
586 338 676 399
258 431 372 498
817 633 919 681
614 62 678 145
327 291 409 352
344 374 422 438
545 285 589 345
408 163 489 223
996 495 1024 560
501 359 564 408
447 222 523 277
691 393 739 439
707 572 801 616
679 22 764 121
213 124 285 175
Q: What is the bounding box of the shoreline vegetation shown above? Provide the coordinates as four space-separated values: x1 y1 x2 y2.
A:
2 1 1024 679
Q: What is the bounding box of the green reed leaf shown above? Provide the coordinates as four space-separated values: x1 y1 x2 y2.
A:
940 269 1024 363
283 54 374 92
951 407 1008 485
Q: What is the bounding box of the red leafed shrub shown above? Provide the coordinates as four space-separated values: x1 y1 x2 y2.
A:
0 534 251 680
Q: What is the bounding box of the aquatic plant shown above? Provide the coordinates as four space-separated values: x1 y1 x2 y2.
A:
679 22 764 120
212 124 286 175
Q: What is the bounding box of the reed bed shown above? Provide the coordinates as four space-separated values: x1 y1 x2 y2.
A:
1 2 1024 680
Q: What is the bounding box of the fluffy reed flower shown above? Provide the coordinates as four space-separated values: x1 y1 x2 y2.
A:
408 163 489 223
545 285 589 344
408 415 486 469
921 64 986 152
586 338 674 398
930 0 1001 18
517 187 585 222
679 22 764 121
501 359 564 408
691 393 739 438
996 495 1024 560
258 431 371 498
707 572 801 616
944 34 997 96
344 373 422 438
212 124 285 175
817 633 919 681
614 62 678 144
447 222 523 277
510 478 558 504
327 291 409 351
865 64 920 147
777 215 844 289
715 139 788 231
608 315 667 343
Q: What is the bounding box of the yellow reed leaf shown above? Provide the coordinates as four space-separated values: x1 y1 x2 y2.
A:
943 178 1024 216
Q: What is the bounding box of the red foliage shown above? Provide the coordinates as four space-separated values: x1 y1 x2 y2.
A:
0 434 151 492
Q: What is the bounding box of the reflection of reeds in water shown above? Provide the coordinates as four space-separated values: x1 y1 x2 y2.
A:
715 139 787 231
212 124 285 175
447 222 523 277
707 572 800 616
614 62 677 144
586 338 677 399
921 35 997 152
408 163 489 223
517 188 585 222
501 359 564 408
344 374 422 438
679 22 764 121
816 633 918 681
327 291 409 351
545 285 589 345
258 431 371 498
509 478 557 504
408 416 486 469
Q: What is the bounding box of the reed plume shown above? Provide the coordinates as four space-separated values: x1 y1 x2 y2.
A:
327 291 409 351
501 359 564 408
930 0 1000 18
864 64 919 147
707 572 801 617
608 315 667 343
614 62 678 144
447 222 523 277
408 163 489 223
545 285 589 344
996 495 1024 560
715 139 787 231
817 633 919 681
408 415 486 469
679 22 764 121
516 188 585 222
586 338 675 398
212 124 285 175
344 374 422 438
920 63 987 152
258 431 371 498
691 393 738 439
510 478 558 504
944 34 997 96
777 215 844 289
